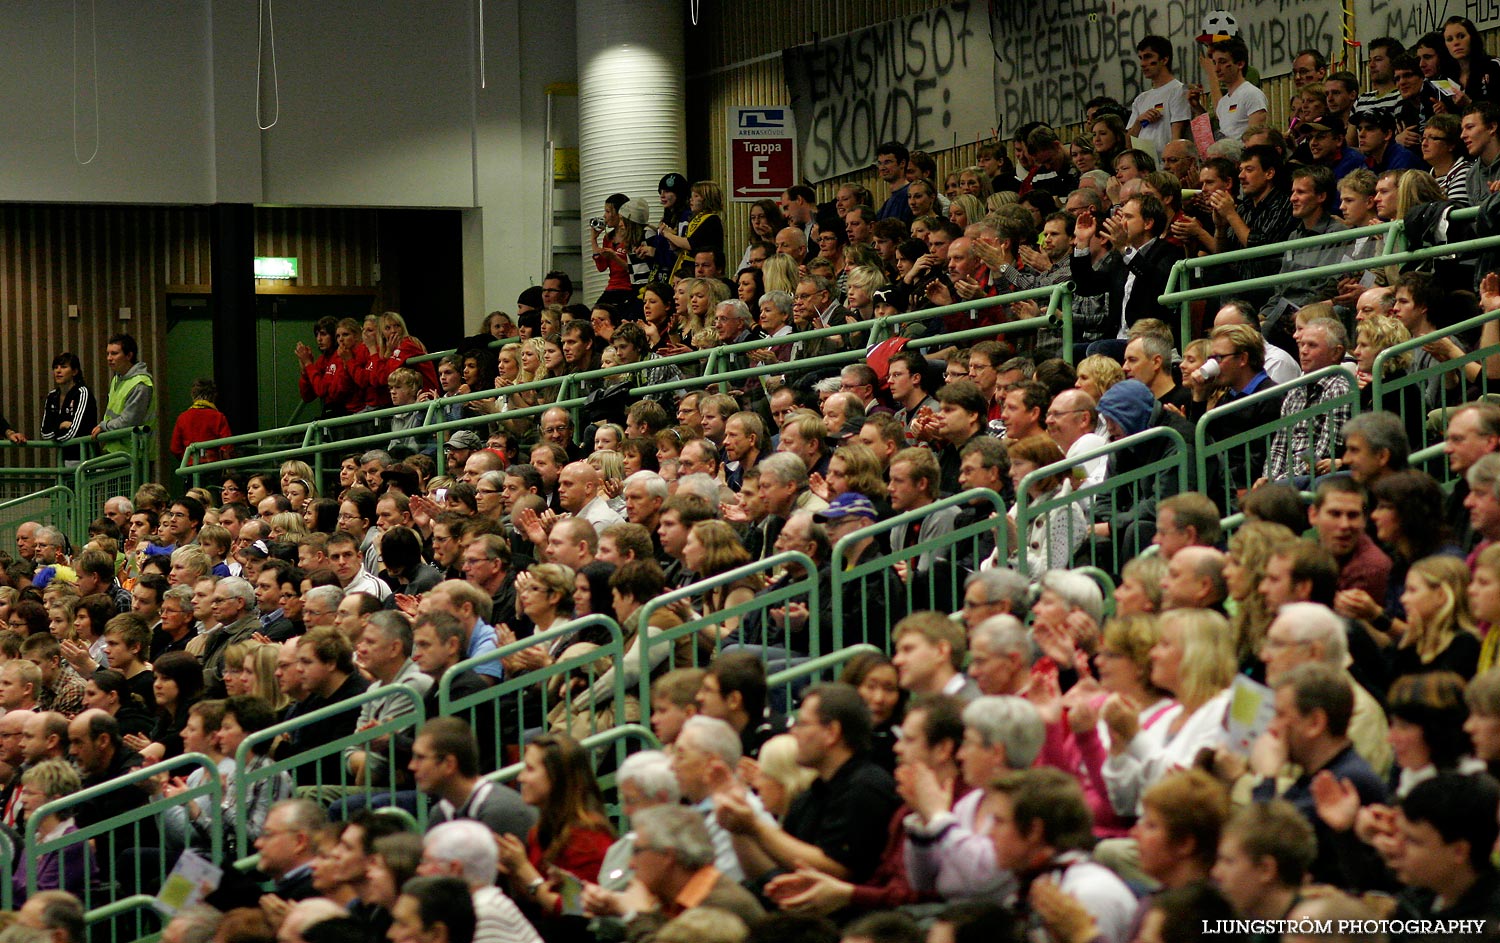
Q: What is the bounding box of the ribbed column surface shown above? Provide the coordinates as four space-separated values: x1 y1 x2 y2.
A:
577 0 686 303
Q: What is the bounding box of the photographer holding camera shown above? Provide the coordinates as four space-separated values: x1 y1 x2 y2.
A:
590 194 651 316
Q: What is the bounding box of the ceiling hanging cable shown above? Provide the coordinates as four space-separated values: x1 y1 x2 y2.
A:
72 0 99 165
257 0 280 130
477 0 486 89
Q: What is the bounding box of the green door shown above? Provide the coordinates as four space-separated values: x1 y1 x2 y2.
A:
164 294 217 469
257 295 377 431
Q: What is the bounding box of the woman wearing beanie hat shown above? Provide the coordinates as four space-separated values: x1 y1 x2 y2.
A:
654 178 725 282
645 174 693 281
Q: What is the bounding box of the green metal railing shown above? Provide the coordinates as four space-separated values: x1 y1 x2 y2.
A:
25 752 222 919
830 489 1008 652
766 644 883 716
0 426 151 541
233 683 427 859
1013 427 1189 578
407 335 518 367
440 615 627 763
178 284 1078 485
1194 365 1359 513
1160 219 1404 342
1158 203 1498 336
0 484 74 553
1075 567 1118 619
632 551 819 708
177 396 586 488
484 723 661 829
632 284 1071 401
1372 307 1500 480
84 894 162 941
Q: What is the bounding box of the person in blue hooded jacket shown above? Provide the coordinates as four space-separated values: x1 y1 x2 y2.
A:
1084 380 1197 570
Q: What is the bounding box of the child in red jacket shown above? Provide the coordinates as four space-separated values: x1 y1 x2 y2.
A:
170 378 234 464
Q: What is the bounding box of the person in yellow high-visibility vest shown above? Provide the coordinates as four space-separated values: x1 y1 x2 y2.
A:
90 333 153 454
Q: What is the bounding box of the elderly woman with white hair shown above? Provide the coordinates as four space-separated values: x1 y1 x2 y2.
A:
421 820 543 943
1028 569 1106 672
903 694 1046 902
589 751 680 940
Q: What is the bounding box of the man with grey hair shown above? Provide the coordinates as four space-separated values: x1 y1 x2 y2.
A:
756 452 813 520
671 715 771 881
1260 316 1352 486
301 585 344 629
775 225 808 264
103 495 135 533
346 610 431 785
678 438 721 481
623 470 668 531
583 804 766 929
1160 546 1229 611
961 569 1030 630
674 472 724 508
1337 410 1409 487
967 614 1033 697
839 364 884 414
254 797 326 901
1445 402 1500 546
14 520 39 565
421 820 543 943
32 526 66 566
161 904 221 943
1122 333 1189 411
903 695 1044 900
1161 138 1200 188
594 750 680 915
201 575 260 694
712 299 762 377
360 449 395 490
1259 602 1390 775
1464 452 1500 552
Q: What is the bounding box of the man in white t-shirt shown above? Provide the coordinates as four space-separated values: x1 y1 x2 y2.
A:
1128 35 1190 161
1200 36 1268 141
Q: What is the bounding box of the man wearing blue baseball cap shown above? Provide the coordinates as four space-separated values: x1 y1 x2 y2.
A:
815 493 903 648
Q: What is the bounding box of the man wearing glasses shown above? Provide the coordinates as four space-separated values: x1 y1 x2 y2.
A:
200 577 262 696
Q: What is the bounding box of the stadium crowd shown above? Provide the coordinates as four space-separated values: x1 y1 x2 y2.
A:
2 24 1500 943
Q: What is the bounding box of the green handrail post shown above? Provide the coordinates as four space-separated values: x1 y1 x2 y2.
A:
1058 282 1075 363
175 397 587 481
829 488 1008 652
1012 426 1189 578
633 551 818 709
234 683 428 860
766 644 883 716
83 894 162 938
408 335 519 368
0 484 75 550
441 615 627 756
27 752 223 905
1193 365 1359 507
1371 306 1500 477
